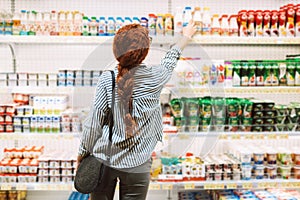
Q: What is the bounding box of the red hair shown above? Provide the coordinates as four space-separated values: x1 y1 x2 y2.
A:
113 24 150 138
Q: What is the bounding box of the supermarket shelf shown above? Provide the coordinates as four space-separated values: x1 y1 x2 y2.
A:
1 180 300 191
1 86 299 95
165 131 299 140
172 86 300 95
0 36 300 45
0 132 80 140
0 86 96 94
154 179 300 190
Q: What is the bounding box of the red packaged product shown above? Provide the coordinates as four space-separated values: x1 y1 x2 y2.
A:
255 10 263 37
270 10 279 37
286 5 295 37
296 6 300 36
279 9 287 37
228 15 238 36
263 10 271 36
238 10 248 37
247 10 255 37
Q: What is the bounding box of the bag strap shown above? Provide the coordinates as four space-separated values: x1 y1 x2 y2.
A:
108 70 115 142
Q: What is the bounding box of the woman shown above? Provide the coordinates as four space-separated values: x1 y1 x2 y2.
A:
77 20 196 200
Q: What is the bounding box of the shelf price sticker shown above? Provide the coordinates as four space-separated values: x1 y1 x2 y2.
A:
219 134 228 140
16 184 27 190
293 182 300 188
184 183 195 190
242 182 253 189
257 182 267 189
267 134 277 140
215 183 225 189
204 184 214 189
149 183 161 190
231 134 241 140
162 184 173 190
0 184 12 190
266 182 278 188
226 183 237 189
279 134 289 139
178 134 190 140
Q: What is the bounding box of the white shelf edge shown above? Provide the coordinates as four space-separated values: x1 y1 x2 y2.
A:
0 36 300 45
1 180 300 191
1 86 299 95
0 132 80 139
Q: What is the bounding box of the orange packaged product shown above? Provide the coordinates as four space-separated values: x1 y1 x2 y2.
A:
238 10 248 37
5 104 15 115
263 10 271 36
228 15 238 36
0 158 10 174
270 10 279 37
255 10 263 37
8 158 20 173
4 148 14 159
29 159 39 174
18 158 31 173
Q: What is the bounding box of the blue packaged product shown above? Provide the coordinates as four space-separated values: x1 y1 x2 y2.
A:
98 17 106 36
107 17 115 36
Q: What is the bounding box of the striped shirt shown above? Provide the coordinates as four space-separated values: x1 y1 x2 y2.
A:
78 45 182 169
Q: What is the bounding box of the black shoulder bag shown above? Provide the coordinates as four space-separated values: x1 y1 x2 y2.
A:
74 70 115 194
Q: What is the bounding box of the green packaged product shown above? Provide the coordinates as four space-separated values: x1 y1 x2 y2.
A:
201 117 211 132
248 61 256 86
278 60 287 86
241 99 253 118
212 97 226 118
263 61 272 86
274 104 288 116
271 61 279 86
213 117 226 131
226 98 240 117
201 97 212 118
241 117 252 132
256 61 264 86
286 60 296 86
186 116 200 132
232 61 241 86
173 117 186 132
184 98 199 117
227 117 239 132
296 62 300 86
170 98 183 117
240 61 249 86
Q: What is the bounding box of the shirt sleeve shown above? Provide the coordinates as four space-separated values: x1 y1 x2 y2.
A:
158 45 182 85
78 73 110 156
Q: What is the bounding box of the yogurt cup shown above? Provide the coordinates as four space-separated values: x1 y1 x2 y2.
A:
241 165 252 180
253 165 265 179
266 165 277 179
253 150 264 165
278 165 292 179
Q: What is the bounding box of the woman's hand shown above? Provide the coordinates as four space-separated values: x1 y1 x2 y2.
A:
182 20 197 39
76 155 85 171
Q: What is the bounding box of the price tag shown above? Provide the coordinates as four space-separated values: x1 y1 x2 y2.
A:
281 182 289 188
178 134 190 140
1 184 12 190
267 182 278 188
60 184 72 191
215 183 224 189
226 183 237 189
164 135 169 140
245 134 254 140
149 183 161 190
257 182 267 189
204 184 214 189
184 183 195 190
162 184 173 190
279 134 288 139
231 134 241 140
242 183 253 189
16 184 27 190
294 182 300 188
219 135 228 140
267 134 277 140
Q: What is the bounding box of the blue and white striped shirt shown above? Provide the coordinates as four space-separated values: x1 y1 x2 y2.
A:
78 46 182 169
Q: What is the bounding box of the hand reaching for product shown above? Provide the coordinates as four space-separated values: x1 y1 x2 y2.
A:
182 20 197 39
